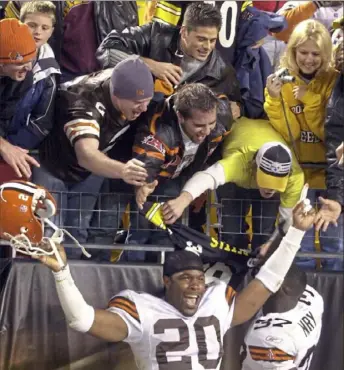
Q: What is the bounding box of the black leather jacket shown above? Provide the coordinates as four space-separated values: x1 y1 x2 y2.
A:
325 73 344 206
94 1 139 44
133 94 232 182
96 22 242 104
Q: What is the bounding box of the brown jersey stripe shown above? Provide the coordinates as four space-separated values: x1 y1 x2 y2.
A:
110 302 140 323
225 286 236 304
109 296 137 311
249 346 295 361
108 297 140 323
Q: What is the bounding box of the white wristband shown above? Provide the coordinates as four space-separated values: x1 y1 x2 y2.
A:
53 265 95 333
256 226 305 293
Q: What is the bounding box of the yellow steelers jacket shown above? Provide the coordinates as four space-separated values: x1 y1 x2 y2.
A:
264 68 339 189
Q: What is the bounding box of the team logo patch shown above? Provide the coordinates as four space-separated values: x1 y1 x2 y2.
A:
142 135 166 155
266 335 283 344
19 205 28 213
8 51 23 62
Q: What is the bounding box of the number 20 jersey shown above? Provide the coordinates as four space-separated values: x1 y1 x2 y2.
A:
241 285 324 370
107 280 235 370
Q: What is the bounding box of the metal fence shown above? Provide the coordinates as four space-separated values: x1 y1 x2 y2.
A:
1 190 343 264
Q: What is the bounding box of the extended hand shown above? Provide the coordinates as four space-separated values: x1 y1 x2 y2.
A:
0 140 40 178
32 241 67 273
292 200 316 231
121 159 148 186
314 197 342 232
136 180 158 209
162 193 192 225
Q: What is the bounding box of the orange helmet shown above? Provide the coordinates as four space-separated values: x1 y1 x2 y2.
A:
0 180 57 243
0 180 90 264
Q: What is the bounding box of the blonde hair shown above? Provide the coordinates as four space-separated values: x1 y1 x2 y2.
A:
280 20 333 75
20 1 56 26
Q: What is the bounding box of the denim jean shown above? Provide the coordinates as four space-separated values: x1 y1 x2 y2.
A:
297 189 343 271
216 183 279 250
87 178 133 259
31 165 104 259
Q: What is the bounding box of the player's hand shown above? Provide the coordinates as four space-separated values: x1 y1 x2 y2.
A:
336 142 343 166
292 200 316 231
266 74 283 98
0 139 40 178
162 192 193 224
148 60 182 86
314 197 342 232
121 159 148 186
32 241 67 273
135 180 158 210
229 101 241 120
292 85 307 100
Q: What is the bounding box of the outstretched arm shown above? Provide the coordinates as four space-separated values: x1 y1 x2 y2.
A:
35 245 129 342
162 162 226 224
231 201 316 327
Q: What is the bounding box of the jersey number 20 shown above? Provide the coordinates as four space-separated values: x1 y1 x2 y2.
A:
154 316 222 369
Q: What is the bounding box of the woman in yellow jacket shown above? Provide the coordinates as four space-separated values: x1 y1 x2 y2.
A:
264 19 341 270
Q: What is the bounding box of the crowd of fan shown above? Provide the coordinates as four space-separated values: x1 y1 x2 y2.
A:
0 1 343 270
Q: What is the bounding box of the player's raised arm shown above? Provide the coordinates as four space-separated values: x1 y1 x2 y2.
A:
231 200 316 327
36 244 129 342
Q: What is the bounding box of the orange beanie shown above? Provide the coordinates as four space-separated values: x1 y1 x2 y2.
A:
0 19 37 64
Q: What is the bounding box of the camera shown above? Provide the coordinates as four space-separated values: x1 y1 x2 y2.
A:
274 68 295 83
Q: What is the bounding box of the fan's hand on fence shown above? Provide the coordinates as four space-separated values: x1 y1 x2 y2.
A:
121 159 148 186
0 140 40 178
32 241 67 273
136 180 158 209
314 197 341 232
292 200 316 231
266 74 282 98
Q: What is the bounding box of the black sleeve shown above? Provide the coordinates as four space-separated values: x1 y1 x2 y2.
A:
96 23 154 68
324 77 344 206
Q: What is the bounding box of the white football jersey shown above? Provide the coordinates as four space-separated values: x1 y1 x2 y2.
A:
107 280 235 370
241 285 323 370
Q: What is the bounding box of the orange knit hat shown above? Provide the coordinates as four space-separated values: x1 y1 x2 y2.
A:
0 19 37 64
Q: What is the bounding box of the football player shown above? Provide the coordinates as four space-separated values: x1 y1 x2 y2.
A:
31 200 315 368
240 264 323 370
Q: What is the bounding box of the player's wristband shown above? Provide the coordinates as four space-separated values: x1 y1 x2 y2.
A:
256 226 305 293
53 265 95 333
